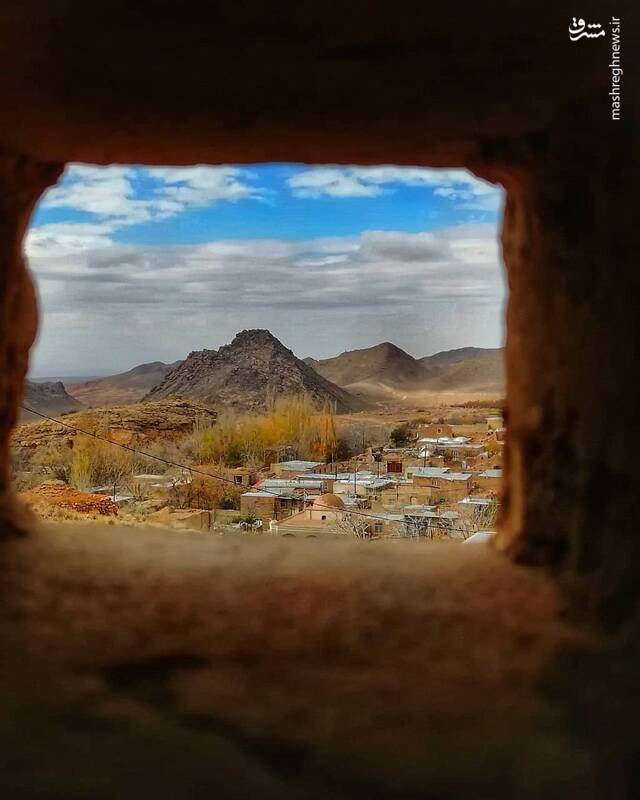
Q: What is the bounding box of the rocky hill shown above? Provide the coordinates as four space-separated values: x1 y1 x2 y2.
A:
21 380 84 422
13 399 217 448
146 330 364 413
68 360 182 407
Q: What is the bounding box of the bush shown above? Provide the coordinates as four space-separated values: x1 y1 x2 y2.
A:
390 425 411 446
70 447 93 490
189 394 340 466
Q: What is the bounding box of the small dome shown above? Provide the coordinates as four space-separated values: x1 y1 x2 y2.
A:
313 493 345 510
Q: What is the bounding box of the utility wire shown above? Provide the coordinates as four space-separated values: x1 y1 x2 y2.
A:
18 405 483 534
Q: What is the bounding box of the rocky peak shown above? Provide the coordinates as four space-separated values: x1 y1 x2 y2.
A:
145 330 365 413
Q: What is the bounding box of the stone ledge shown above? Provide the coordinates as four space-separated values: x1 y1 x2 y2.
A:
0 521 609 798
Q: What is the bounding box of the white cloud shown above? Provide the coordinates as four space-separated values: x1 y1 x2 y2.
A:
147 166 263 207
26 222 117 258
27 165 505 373
38 164 263 234
287 165 501 211
28 223 505 374
28 224 503 346
287 169 384 198
41 166 156 223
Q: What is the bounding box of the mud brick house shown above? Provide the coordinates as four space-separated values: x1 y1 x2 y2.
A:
229 467 257 487
419 422 454 439
269 459 324 478
240 487 304 521
475 468 503 494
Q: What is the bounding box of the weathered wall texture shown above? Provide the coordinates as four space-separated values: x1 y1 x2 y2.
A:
495 116 638 625
0 152 62 533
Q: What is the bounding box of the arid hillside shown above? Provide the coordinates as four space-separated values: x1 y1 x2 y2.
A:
306 343 505 404
420 347 502 370
310 342 430 388
13 398 217 448
21 380 84 422
424 349 505 393
146 329 365 413
68 361 182 407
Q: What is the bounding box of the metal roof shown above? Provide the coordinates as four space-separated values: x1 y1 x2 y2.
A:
412 467 450 477
276 460 323 470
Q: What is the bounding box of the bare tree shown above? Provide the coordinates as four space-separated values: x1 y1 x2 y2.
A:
402 513 460 540
458 499 499 540
334 512 372 540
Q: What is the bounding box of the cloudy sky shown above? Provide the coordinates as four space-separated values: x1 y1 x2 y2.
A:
26 164 505 377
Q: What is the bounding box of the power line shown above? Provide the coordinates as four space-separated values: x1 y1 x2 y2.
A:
18 404 483 534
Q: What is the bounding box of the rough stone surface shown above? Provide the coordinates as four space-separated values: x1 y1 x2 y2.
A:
20 480 119 515
13 398 217 448
0 151 62 535
147 329 363 412
0 523 605 799
21 378 84 422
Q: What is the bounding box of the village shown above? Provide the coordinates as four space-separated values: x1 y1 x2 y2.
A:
233 414 504 541
12 401 505 544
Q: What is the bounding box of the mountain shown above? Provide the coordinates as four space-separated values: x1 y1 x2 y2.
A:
68 361 182 407
306 342 505 402
421 348 505 393
21 380 84 422
312 342 430 388
146 330 365 413
420 346 501 369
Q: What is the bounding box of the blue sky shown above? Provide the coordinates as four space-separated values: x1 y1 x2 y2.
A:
26 164 505 376
32 164 499 245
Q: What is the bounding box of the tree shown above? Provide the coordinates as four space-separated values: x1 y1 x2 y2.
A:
335 512 372 540
459 499 499 540
390 426 410 447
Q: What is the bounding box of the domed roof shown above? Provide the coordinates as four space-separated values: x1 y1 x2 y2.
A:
313 493 345 510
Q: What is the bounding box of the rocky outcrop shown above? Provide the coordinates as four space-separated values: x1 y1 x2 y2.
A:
13 399 217 449
146 330 364 413
21 379 84 422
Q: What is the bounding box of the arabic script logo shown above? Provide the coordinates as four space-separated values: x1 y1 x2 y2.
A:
569 17 605 41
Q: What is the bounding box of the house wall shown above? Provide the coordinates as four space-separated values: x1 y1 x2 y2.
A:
475 476 502 494
379 484 432 509
240 495 275 520
420 423 454 438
